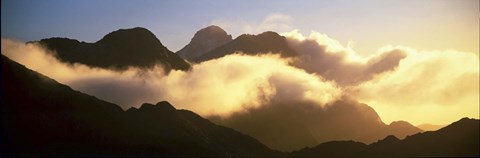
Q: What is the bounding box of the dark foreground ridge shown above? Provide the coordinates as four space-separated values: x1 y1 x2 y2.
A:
292 117 479 157
1 55 478 157
36 27 190 72
1 55 276 157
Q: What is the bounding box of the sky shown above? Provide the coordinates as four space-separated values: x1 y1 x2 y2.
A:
1 0 479 126
2 0 479 55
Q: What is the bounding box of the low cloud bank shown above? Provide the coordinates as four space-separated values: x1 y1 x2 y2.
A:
2 39 341 117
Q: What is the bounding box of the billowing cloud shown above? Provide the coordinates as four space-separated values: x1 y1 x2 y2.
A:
211 13 293 37
1 39 341 117
282 30 407 85
350 46 479 125
1 39 165 107
2 29 478 151
160 53 341 116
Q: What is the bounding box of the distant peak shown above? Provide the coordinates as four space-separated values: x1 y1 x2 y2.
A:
156 101 177 111
112 27 150 33
446 117 480 129
100 27 157 42
389 121 411 126
138 103 156 110
194 25 231 38
200 25 227 33
382 135 400 142
258 31 280 36
236 31 283 40
459 117 477 121
176 25 233 61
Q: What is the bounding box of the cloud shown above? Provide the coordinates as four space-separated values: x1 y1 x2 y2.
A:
2 31 478 150
211 13 293 37
1 39 341 117
350 46 479 124
282 30 407 85
279 30 478 124
1 38 167 107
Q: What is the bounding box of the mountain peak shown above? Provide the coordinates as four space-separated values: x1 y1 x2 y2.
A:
257 31 281 37
99 27 160 46
389 121 414 127
193 31 298 62
198 25 228 34
137 101 176 113
382 135 400 142
36 27 190 71
439 117 479 132
155 101 177 111
177 25 233 61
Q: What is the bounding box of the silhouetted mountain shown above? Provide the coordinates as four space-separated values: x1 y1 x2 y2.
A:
177 25 232 61
386 120 425 139
211 99 423 151
366 117 480 157
1 55 277 157
291 117 480 157
37 27 190 71
417 123 445 131
193 31 298 62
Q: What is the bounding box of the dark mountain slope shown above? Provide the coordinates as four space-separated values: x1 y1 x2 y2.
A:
291 117 480 157
365 117 480 157
193 31 297 62
211 99 422 151
177 25 232 61
1 55 277 157
37 27 190 71
1 54 126 156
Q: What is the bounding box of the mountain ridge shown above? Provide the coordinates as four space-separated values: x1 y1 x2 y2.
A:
177 25 233 61
2 54 478 157
292 117 480 157
36 27 190 72
193 31 298 62
1 55 277 157
211 99 423 151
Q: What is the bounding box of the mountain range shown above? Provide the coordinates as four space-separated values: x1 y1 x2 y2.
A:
35 27 190 72
2 54 479 157
292 117 479 157
210 99 423 151
1 55 277 157
189 27 298 63
2 25 479 157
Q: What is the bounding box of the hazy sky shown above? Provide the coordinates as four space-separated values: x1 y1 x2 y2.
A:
2 0 478 55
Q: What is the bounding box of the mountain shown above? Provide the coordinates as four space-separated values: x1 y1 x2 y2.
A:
292 117 480 157
36 27 190 71
193 31 298 62
210 99 423 151
2 54 477 157
366 117 480 157
417 123 445 131
0 55 277 157
177 25 232 61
